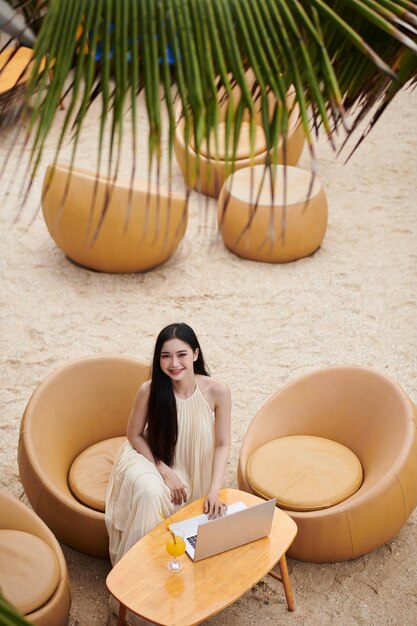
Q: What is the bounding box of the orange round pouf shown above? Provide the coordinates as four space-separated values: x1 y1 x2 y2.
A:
218 164 328 262
41 164 188 273
174 77 305 198
247 435 363 511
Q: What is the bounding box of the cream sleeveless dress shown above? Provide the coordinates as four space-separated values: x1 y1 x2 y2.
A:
105 382 215 565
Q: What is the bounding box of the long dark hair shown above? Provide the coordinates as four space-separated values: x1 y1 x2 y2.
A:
146 323 210 466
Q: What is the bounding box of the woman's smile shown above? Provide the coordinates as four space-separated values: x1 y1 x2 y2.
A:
160 338 198 380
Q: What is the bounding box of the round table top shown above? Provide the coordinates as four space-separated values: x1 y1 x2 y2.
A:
106 488 297 626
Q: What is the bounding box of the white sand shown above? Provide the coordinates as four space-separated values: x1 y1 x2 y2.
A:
1 84 416 626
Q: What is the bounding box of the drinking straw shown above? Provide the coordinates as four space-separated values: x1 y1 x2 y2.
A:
158 511 177 543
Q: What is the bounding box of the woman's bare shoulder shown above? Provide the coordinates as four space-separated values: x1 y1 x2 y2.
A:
197 375 230 400
135 379 151 400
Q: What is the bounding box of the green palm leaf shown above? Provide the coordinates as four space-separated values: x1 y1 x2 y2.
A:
0 0 416 215
0 595 33 626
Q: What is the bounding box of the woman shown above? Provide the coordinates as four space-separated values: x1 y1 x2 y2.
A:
105 322 231 566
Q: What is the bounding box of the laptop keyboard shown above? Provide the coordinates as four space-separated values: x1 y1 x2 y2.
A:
187 534 197 548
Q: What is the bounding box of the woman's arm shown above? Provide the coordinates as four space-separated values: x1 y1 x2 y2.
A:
126 381 187 505
204 381 232 519
126 380 154 459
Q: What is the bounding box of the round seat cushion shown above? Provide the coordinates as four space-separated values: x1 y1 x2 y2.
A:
247 435 363 511
0 530 60 615
195 122 267 160
69 436 126 512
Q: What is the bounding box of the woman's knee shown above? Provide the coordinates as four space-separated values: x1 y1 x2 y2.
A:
134 473 168 501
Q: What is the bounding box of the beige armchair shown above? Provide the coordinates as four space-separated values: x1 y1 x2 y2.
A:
18 355 150 558
238 366 417 562
0 489 71 626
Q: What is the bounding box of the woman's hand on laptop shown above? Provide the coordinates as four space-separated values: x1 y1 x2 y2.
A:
204 491 228 520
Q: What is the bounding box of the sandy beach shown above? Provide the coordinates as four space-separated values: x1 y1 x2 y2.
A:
1 79 416 626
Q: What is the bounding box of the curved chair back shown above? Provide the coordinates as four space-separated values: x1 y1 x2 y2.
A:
0 489 71 626
238 366 417 561
18 355 150 557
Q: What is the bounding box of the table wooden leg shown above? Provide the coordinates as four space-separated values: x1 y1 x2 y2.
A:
117 603 128 626
278 554 295 612
268 554 295 612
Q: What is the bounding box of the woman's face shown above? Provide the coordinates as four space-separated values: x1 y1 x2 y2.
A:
159 338 198 381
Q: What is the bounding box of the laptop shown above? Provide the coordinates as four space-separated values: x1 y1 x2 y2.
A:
169 498 276 562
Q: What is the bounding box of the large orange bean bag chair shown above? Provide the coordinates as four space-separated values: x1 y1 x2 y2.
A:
238 366 417 562
0 489 71 626
18 355 150 558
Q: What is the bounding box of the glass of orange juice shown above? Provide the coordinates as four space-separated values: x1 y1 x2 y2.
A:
166 529 186 572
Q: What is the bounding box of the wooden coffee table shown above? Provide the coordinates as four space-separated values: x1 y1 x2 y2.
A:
106 488 297 625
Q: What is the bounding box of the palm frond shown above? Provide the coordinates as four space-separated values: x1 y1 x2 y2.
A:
0 594 33 626
0 0 415 197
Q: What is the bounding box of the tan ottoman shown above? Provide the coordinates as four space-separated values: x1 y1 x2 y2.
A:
174 75 305 198
247 435 363 511
42 164 188 273
218 164 328 262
